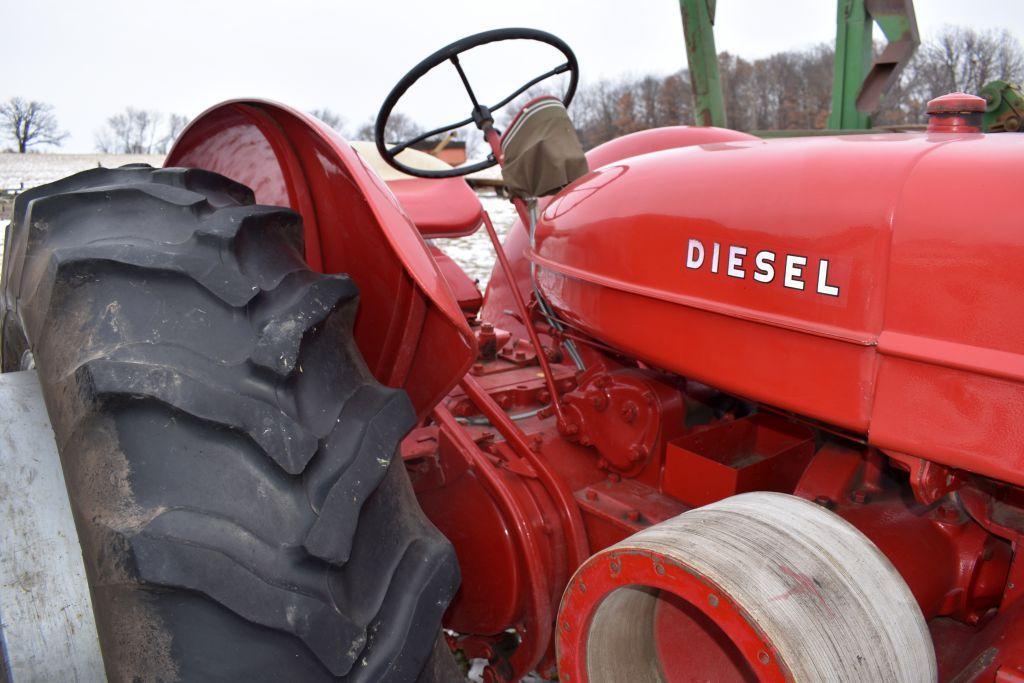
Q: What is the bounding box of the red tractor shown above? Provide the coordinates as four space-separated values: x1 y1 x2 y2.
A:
2 28 1023 682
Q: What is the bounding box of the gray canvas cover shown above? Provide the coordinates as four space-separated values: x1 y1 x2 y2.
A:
500 96 589 197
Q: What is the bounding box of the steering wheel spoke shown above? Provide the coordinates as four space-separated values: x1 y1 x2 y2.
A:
374 28 578 179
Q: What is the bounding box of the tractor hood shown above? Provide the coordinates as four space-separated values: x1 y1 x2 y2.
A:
532 131 1024 486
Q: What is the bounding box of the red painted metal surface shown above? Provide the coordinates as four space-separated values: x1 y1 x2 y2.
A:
165 100 476 415
402 123 1024 680
531 132 1024 487
481 126 759 339
164 92 1024 679
387 176 484 238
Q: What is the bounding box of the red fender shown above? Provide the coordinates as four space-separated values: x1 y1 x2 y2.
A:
166 100 476 416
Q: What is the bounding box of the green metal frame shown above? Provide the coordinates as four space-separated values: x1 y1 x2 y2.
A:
679 0 918 132
828 0 919 130
981 80 1024 132
679 0 726 127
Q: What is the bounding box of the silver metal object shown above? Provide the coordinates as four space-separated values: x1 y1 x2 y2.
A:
0 370 106 682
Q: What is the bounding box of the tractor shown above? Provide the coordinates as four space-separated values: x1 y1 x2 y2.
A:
2 25 1024 683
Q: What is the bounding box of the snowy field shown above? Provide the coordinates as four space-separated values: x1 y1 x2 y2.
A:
0 153 515 288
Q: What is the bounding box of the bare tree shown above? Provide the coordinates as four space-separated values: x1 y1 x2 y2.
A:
310 108 346 134
155 113 189 154
355 112 424 142
916 26 1024 96
0 97 68 153
95 107 163 153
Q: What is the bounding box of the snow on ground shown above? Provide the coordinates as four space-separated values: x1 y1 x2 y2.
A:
0 152 166 192
0 153 517 289
433 192 518 289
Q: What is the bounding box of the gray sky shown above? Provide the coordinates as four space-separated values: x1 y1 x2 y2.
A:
4 0 1023 152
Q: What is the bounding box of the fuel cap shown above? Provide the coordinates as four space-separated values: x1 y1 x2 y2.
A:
926 92 985 132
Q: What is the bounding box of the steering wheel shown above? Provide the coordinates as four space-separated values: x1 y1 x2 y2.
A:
374 27 579 179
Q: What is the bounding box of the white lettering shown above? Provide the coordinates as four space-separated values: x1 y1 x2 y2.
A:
727 246 746 278
784 255 807 290
753 250 775 283
817 259 840 296
711 242 721 274
686 239 705 269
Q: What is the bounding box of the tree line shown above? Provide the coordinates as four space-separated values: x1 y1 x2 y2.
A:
2 25 1021 155
570 26 1024 148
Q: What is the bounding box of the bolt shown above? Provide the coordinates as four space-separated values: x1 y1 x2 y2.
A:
629 444 648 462
481 322 494 333
585 489 598 501
608 472 621 482
472 362 484 374
708 593 719 607
620 401 639 423
758 651 771 666
851 490 869 504
626 510 641 522
591 394 608 411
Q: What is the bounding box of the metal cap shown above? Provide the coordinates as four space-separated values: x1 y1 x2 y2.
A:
927 92 986 115
926 92 986 132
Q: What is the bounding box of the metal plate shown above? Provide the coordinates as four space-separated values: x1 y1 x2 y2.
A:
0 370 105 681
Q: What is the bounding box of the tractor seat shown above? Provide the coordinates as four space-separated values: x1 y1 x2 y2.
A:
500 95 589 197
350 140 484 238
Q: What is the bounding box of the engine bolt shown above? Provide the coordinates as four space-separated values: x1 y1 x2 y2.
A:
585 490 598 501
851 490 869 504
481 322 494 333
758 651 771 665
620 401 639 423
626 510 641 522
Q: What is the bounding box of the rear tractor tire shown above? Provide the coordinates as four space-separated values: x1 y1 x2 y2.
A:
0 165 461 681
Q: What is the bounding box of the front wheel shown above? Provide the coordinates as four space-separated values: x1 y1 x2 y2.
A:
558 492 936 682
0 165 461 681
